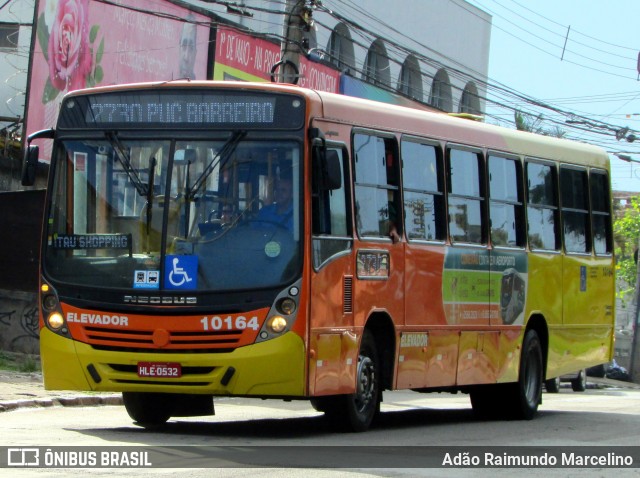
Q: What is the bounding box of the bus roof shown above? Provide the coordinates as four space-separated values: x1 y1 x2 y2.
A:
311 88 609 170
63 81 609 170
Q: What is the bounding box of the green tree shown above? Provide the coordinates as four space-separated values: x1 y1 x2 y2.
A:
514 110 566 138
614 196 640 301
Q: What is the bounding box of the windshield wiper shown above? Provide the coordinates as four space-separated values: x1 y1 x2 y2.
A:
186 130 246 200
106 131 149 197
181 130 246 238
105 132 158 237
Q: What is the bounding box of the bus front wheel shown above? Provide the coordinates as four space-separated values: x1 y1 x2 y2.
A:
122 392 172 427
324 330 381 432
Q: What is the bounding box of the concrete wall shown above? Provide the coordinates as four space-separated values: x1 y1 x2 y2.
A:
0 289 39 354
0 189 43 354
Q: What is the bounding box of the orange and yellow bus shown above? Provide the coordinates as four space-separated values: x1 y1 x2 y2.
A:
23 81 614 432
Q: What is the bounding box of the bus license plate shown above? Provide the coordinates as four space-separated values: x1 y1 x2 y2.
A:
137 362 182 378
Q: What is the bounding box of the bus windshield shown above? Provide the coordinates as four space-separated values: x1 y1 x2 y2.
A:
44 135 302 292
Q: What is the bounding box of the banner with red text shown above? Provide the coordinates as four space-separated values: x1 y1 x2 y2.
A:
214 26 339 93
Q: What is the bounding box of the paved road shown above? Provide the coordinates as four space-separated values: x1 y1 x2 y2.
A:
2 384 640 477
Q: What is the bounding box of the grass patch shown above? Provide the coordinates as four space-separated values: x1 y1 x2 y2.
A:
0 351 41 373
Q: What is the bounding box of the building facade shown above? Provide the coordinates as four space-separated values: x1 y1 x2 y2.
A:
2 0 492 184
0 0 492 354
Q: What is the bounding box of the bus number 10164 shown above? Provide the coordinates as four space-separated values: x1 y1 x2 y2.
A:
200 315 259 331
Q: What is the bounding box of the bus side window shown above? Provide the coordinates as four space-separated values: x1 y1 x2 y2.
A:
488 155 525 247
447 147 485 244
353 133 400 241
590 170 612 255
560 166 590 254
526 161 560 251
312 146 352 269
401 139 445 242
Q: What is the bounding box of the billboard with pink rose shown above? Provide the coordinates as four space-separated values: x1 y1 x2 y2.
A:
26 0 210 161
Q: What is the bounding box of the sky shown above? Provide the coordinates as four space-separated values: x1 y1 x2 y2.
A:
465 0 640 192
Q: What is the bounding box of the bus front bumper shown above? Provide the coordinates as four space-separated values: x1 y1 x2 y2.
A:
40 327 306 397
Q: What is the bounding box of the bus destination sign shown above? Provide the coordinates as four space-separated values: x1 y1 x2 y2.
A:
58 90 304 130
88 96 274 124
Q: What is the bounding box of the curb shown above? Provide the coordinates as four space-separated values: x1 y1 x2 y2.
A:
0 378 636 413
0 394 123 412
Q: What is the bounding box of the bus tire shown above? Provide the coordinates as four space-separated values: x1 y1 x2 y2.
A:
571 369 587 392
545 377 560 393
507 329 543 419
324 330 380 432
122 392 171 426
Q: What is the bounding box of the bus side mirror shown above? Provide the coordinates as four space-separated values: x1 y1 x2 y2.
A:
21 145 39 186
323 150 342 190
314 146 341 191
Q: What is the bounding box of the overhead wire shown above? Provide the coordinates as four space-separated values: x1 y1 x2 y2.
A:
50 0 640 161
317 0 637 143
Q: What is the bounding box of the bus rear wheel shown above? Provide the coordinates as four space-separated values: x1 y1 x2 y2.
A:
545 376 560 393
571 369 587 392
324 330 381 432
122 392 172 426
471 329 543 420
507 329 543 419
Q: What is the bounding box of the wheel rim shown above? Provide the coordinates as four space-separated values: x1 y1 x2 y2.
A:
355 355 376 414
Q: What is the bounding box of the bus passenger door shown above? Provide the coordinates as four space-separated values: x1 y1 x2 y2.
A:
560 167 612 370
351 133 405 388
308 144 356 396
400 139 454 389
443 246 493 385
487 154 528 383
445 147 495 385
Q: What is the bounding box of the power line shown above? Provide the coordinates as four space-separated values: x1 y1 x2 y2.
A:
509 0 638 52
490 0 636 62
37 0 640 159
464 0 636 77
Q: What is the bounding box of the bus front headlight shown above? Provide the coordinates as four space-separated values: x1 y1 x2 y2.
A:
267 316 287 334
47 312 65 330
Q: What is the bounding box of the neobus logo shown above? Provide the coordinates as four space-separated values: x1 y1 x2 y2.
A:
123 295 197 305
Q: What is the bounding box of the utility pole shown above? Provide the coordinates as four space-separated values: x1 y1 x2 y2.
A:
630 241 640 382
275 0 305 84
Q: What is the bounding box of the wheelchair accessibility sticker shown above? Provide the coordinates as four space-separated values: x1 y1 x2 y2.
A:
165 255 197 290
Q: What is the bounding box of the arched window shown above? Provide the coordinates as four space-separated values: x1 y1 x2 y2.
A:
398 55 423 101
460 82 481 115
429 69 452 111
327 23 355 73
362 39 390 87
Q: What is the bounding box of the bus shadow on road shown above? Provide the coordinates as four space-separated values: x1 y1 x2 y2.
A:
73 405 520 442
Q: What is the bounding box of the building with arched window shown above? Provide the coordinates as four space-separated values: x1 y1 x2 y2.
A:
2 0 491 193
307 0 491 113
176 0 492 113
